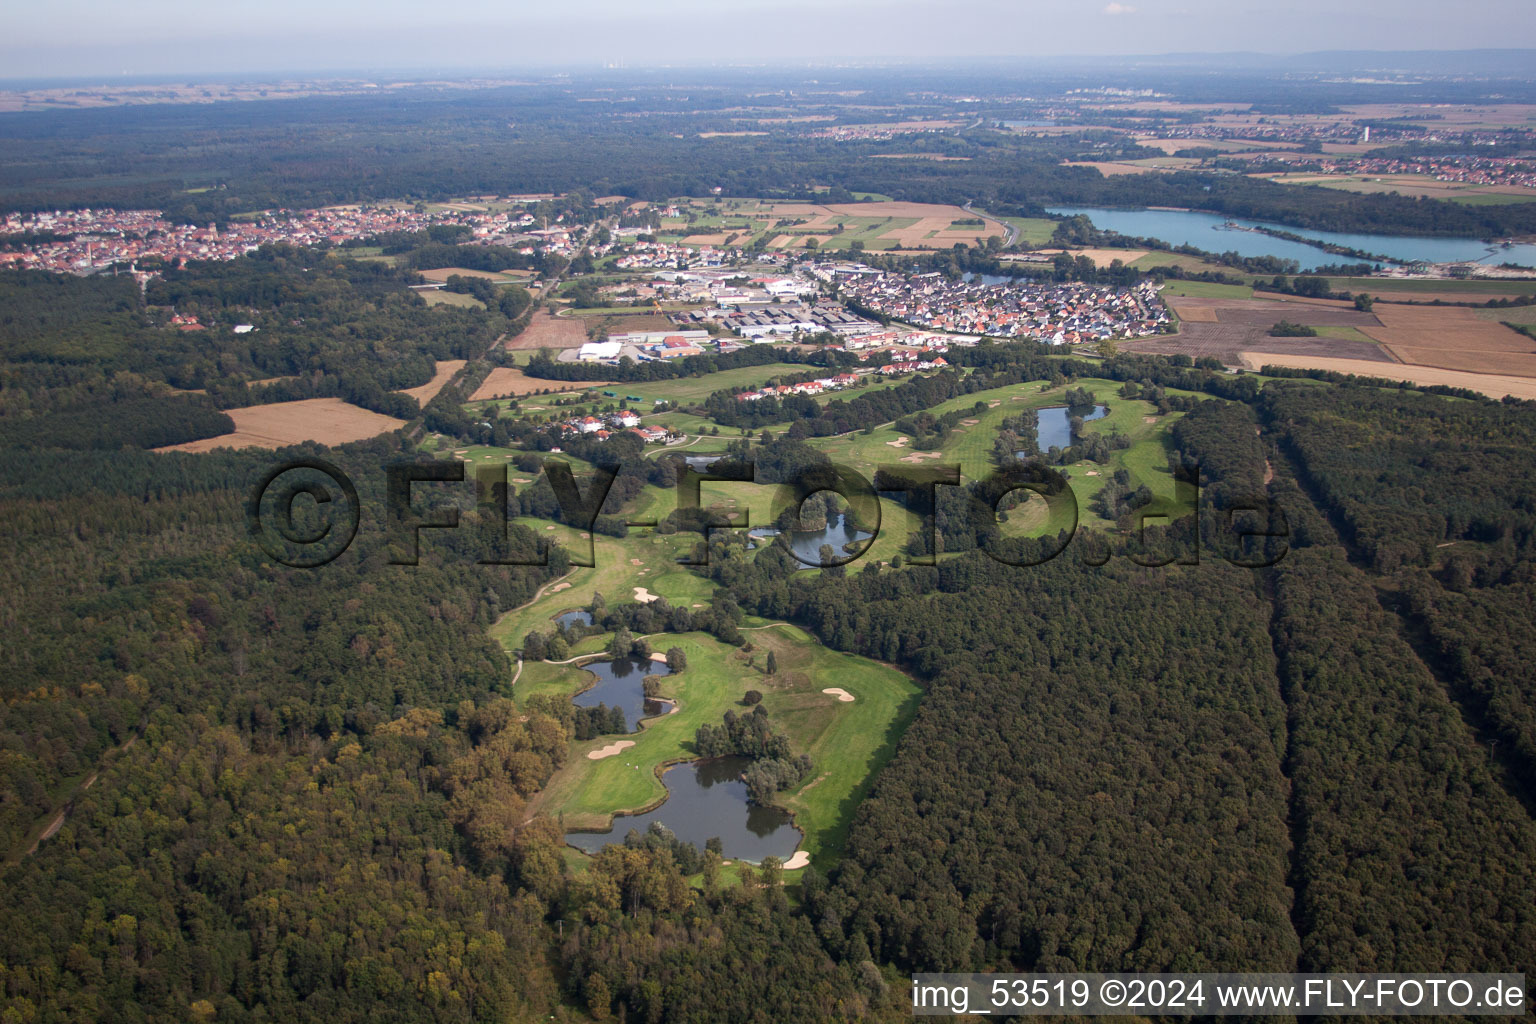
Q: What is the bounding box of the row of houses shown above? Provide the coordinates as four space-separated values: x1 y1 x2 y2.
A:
0 202 576 279
734 373 863 402
837 270 1168 343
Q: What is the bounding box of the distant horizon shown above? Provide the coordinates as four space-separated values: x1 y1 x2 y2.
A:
4 47 1536 89
5 0 1534 80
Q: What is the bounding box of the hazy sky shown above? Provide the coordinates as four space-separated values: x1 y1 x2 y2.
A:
5 0 1535 79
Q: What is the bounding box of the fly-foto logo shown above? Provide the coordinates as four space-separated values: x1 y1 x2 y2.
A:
246 457 1288 569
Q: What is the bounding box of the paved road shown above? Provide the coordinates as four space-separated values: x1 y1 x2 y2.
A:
963 201 1017 248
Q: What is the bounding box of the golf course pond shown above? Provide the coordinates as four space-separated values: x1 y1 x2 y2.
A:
564 755 802 863
1033 404 1109 452
748 513 874 564
572 655 674 732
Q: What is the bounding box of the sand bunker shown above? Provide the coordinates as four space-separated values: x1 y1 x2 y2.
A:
587 740 635 761
885 437 910 448
634 587 660 603
650 652 669 663
783 851 811 870
549 582 571 593
822 687 855 702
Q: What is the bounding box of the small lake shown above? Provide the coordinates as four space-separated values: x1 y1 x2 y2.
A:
1046 206 1536 270
564 756 800 862
683 455 722 471
572 655 674 732
962 271 1014 285
1033 404 1109 452
749 513 873 565
554 609 593 629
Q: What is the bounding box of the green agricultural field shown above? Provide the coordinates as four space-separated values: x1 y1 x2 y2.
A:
1440 192 1536 206
1129 251 1238 276
1478 305 1536 325
1323 277 1536 296
1313 325 1378 343
1011 218 1064 247
1159 280 1255 299
624 362 807 406
525 626 919 869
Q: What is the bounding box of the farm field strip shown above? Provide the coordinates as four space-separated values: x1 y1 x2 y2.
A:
155 397 406 452
398 359 466 405
1238 353 1536 400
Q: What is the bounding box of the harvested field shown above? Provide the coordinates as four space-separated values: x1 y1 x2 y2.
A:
1238 353 1536 401
869 153 972 161
399 359 466 405
505 310 587 351
1172 304 1220 322
155 398 406 452
1375 292 1536 305
1129 329 1392 365
1361 305 1536 376
675 198 995 250
1132 295 1392 365
1034 248 1150 267
470 366 607 401
586 314 677 334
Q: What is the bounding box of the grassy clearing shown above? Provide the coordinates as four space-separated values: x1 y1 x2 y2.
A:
420 290 485 308
527 626 920 869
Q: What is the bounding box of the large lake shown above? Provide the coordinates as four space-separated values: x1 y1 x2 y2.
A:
564 756 801 862
1046 206 1536 271
572 655 673 732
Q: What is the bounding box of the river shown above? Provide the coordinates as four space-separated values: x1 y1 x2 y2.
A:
1046 206 1536 271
